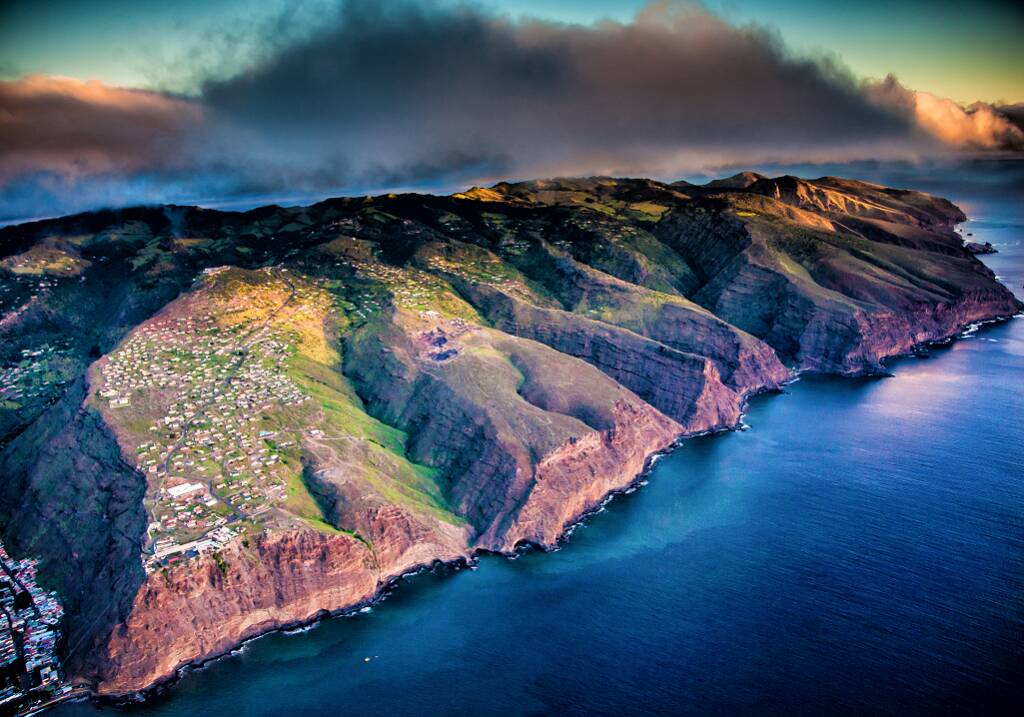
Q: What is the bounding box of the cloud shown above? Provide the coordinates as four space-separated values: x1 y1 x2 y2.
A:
0 74 201 182
197 0 923 184
866 74 1024 151
993 102 1024 135
0 1 1019 220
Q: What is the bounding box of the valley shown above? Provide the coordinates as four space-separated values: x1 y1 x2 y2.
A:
0 173 1019 702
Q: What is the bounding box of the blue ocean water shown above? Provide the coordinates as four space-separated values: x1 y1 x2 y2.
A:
55 167 1024 717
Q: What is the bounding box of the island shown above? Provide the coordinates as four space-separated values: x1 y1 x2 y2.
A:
0 174 1020 701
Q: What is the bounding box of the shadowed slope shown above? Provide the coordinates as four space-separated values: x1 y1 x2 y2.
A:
0 173 1018 694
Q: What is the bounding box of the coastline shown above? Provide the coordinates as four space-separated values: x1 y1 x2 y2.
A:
5 170 1019 715
43 300 1021 715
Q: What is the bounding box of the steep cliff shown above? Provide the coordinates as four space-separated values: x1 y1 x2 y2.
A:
96 518 467 694
656 184 1020 373
0 173 1018 698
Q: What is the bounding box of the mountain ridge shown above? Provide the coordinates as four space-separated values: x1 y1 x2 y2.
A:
0 174 1019 698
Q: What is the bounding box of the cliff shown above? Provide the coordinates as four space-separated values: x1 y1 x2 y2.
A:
95 517 467 694
0 174 1019 697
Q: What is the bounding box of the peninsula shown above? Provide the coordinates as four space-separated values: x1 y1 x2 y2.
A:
0 174 1019 702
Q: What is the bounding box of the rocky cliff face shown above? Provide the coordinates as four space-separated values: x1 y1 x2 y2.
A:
0 379 148 686
450 280 745 430
0 174 1018 697
657 178 1020 373
95 518 468 694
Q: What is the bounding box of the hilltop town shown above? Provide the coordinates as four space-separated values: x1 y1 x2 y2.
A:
93 267 330 572
90 254 487 573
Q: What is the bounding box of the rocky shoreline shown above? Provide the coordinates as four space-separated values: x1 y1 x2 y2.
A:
82 556 476 709
2 174 1021 709
66 419 718 709
72 306 1022 710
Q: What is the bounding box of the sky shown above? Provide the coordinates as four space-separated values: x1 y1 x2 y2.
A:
2 0 1022 103
0 0 1022 221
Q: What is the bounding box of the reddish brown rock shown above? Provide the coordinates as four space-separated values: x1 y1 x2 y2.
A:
93 517 469 694
0 174 1018 700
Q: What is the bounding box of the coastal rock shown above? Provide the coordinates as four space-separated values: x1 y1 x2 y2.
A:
966 241 998 254
0 174 1019 698
656 185 1020 373
95 524 467 694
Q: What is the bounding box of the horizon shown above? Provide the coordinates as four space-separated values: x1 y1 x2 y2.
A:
5 154 1024 230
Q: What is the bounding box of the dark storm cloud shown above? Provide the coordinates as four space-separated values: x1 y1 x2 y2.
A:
196 0 923 185
995 103 1024 134
2 0 1021 220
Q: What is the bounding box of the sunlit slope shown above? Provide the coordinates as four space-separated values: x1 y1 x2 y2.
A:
89 267 468 557
0 174 1019 694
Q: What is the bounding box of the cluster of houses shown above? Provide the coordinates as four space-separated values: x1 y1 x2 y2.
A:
98 304 312 572
297 238 486 325
0 342 72 407
423 253 531 301
350 258 453 314
488 227 533 257
0 246 82 276
149 525 241 572
0 540 67 711
335 289 384 323
0 264 63 315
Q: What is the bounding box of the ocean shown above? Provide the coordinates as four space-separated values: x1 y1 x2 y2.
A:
53 162 1024 716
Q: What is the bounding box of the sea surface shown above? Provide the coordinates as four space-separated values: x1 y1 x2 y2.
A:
55 165 1024 716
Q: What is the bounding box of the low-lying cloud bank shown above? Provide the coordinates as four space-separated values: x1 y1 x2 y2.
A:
867 75 1024 152
1 0 1021 220
0 75 201 182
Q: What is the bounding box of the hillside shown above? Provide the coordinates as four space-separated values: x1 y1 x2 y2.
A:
0 174 1019 697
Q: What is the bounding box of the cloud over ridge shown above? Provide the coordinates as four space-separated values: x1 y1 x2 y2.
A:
1 0 1021 220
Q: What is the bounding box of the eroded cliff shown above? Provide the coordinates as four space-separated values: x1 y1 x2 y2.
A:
0 174 1018 697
